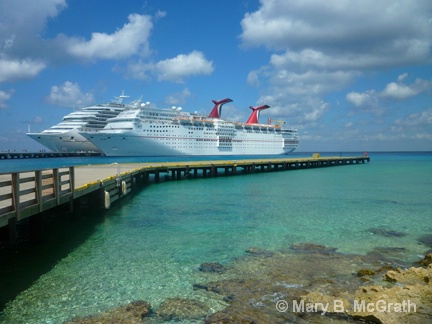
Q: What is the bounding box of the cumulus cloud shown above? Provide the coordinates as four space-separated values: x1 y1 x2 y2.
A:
381 78 432 100
0 2 154 82
346 74 432 108
346 90 378 108
0 57 46 83
0 0 66 41
241 0 431 67
240 0 432 125
46 81 95 108
395 109 432 127
0 89 15 109
155 51 214 83
164 88 192 106
65 14 153 60
0 0 65 82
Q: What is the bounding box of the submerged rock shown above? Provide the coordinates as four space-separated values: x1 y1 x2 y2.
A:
155 297 210 321
66 300 151 323
290 242 337 253
199 262 226 273
418 234 432 248
368 227 407 237
245 246 275 257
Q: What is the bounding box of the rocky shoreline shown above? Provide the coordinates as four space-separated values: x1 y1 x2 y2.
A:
66 242 432 324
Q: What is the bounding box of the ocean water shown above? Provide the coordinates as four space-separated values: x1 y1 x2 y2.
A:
0 152 431 323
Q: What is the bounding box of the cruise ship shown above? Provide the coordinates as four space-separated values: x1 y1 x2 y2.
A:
80 99 299 156
27 93 141 153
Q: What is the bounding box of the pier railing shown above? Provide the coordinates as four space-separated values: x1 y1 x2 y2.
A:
0 167 74 228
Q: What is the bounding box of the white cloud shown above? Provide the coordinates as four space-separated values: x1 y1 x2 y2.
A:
0 0 66 38
46 81 94 108
65 14 153 60
346 90 378 107
381 82 418 100
240 0 432 128
247 70 260 87
381 77 432 100
347 75 432 108
0 57 46 82
164 88 192 106
156 51 214 83
0 0 65 82
0 89 15 109
33 116 43 124
124 60 154 81
395 109 432 127
241 0 431 68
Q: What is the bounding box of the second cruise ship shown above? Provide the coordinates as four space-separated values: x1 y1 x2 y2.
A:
27 93 140 153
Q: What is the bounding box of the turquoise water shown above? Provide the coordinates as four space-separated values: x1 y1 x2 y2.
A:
0 152 431 323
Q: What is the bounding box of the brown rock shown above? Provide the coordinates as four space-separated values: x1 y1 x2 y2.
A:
357 269 375 277
418 253 432 266
66 300 152 323
383 265 432 285
155 297 209 321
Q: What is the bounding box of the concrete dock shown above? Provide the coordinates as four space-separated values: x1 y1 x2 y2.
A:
0 155 370 241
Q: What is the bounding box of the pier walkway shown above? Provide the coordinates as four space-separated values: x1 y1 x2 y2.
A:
0 155 369 239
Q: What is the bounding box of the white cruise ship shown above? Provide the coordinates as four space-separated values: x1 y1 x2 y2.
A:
27 93 141 153
80 99 299 156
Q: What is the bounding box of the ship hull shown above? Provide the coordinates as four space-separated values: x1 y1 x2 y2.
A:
27 129 101 153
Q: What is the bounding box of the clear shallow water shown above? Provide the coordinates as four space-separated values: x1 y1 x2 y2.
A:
0 152 431 323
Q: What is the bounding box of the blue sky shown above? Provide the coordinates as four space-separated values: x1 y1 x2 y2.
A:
0 0 431 152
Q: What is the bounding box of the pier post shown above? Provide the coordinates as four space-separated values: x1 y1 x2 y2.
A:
54 168 60 205
35 170 43 212
69 167 75 212
154 170 160 182
12 173 20 220
8 218 17 244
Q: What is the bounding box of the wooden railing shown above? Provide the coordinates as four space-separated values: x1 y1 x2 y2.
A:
0 167 74 228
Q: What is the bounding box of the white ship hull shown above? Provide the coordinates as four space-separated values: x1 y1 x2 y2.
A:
27 129 101 153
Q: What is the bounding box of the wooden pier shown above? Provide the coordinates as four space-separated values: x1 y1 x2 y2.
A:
0 155 369 240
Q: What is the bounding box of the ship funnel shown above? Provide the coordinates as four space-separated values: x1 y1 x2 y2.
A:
245 105 270 124
208 98 233 118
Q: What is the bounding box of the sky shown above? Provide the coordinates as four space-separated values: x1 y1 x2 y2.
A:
0 0 431 153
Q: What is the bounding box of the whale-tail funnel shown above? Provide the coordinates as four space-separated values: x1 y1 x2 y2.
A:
245 105 270 124
208 98 233 118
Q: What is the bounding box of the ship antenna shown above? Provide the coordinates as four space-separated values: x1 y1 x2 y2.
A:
115 90 130 104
